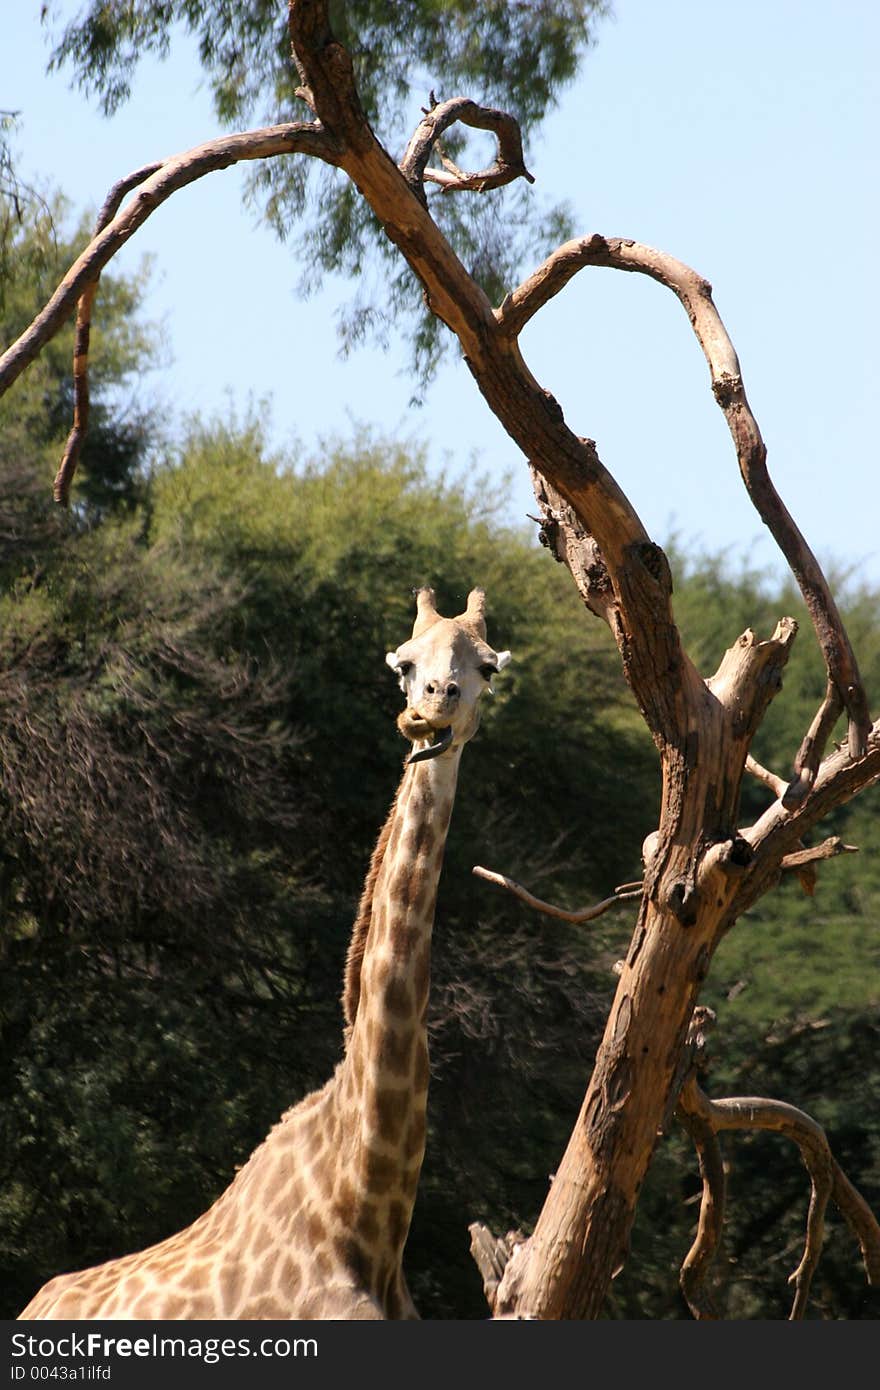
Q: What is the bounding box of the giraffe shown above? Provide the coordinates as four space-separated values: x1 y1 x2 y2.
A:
19 586 510 1321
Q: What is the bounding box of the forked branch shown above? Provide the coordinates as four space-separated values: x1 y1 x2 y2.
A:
780 836 857 872
472 864 643 924
497 234 871 771
676 1076 880 1318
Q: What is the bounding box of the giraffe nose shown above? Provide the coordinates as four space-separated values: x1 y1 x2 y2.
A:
425 680 460 699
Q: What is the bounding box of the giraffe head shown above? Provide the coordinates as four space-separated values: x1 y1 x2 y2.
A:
385 587 510 763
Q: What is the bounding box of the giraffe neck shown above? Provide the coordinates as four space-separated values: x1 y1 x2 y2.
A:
342 747 461 1180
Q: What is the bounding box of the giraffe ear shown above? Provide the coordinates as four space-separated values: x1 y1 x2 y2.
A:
495 650 511 670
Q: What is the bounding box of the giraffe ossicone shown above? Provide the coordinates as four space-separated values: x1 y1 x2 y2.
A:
20 586 509 1321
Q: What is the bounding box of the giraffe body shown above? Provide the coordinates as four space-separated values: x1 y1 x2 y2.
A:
20 588 509 1320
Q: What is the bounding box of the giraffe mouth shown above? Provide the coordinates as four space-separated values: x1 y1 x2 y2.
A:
406 723 454 765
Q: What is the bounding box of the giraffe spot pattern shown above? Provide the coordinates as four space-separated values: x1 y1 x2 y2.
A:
306 1209 327 1249
375 1026 415 1078
371 1085 411 1146
386 1199 411 1253
355 1205 381 1246
220 1260 246 1314
332 1235 374 1290
382 975 413 1018
333 1176 357 1227
362 1148 398 1194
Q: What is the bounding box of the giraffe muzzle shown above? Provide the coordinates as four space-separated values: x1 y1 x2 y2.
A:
406 724 453 765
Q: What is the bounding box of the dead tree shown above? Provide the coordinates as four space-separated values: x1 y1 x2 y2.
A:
1 0 878 1318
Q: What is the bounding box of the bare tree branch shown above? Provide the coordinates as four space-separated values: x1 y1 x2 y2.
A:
784 680 845 807
472 864 643 923
737 721 880 916
400 95 535 199
497 234 871 765
677 1079 880 1317
675 1093 726 1320
745 753 789 800
53 162 164 505
780 836 857 872
468 1223 527 1314
0 123 341 405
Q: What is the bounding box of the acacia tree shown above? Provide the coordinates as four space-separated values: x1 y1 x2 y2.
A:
2 1 879 1318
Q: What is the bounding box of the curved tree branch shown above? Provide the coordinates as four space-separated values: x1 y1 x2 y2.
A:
400 94 535 198
677 1078 880 1317
745 753 789 800
0 122 341 406
783 679 844 806
497 233 871 768
53 162 164 505
472 863 643 923
675 1094 725 1320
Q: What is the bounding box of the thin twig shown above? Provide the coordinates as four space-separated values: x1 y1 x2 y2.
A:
784 680 844 806
780 836 857 871
472 864 642 922
53 163 164 504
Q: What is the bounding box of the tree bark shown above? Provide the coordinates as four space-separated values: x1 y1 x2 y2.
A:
494 622 798 1317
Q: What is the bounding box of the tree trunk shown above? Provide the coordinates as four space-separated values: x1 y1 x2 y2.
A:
494 617 797 1317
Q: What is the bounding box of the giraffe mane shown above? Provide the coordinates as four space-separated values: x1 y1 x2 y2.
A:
342 786 401 1040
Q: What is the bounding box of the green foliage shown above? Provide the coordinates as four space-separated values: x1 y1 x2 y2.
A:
39 1 610 382
0 386 660 1316
2 292 879 1315
46 1 606 143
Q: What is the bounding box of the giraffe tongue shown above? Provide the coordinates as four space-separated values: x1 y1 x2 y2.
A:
406 724 453 765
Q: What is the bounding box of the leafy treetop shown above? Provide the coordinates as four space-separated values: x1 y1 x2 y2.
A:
38 0 610 379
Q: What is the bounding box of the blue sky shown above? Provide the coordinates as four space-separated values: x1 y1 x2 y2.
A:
3 2 878 589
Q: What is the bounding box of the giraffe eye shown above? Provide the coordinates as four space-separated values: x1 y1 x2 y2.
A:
479 662 497 681
397 661 413 677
